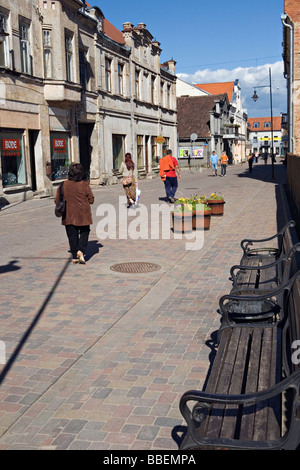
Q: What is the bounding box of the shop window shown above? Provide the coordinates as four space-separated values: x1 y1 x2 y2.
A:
1 131 26 187
151 136 158 167
50 132 70 180
112 134 124 170
137 135 143 168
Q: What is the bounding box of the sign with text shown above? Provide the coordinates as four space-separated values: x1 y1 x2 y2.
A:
2 139 21 156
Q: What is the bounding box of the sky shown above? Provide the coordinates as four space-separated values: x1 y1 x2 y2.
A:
92 0 286 117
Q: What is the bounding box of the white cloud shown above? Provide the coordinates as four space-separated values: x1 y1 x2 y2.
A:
177 61 287 118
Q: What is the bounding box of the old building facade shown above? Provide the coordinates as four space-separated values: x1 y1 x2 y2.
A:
0 0 177 204
248 117 283 156
282 0 300 155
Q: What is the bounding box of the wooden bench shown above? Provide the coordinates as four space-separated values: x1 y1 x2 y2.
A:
228 220 298 295
179 272 300 450
230 243 300 295
240 220 295 264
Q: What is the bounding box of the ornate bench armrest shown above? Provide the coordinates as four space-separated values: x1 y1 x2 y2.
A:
180 368 300 427
240 220 295 257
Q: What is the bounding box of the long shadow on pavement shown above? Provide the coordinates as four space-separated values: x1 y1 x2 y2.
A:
0 257 70 385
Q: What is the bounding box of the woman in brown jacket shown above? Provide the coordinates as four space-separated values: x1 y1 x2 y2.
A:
55 163 94 264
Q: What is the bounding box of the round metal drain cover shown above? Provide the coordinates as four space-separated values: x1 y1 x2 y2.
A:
110 262 161 274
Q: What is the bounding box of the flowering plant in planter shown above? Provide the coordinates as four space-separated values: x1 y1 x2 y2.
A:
206 192 225 216
207 192 224 200
173 201 193 213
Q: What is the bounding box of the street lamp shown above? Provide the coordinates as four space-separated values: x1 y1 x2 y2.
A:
252 67 274 179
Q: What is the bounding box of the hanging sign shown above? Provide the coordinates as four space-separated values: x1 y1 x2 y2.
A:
155 135 166 144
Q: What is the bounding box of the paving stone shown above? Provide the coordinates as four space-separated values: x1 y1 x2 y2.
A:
0 164 291 449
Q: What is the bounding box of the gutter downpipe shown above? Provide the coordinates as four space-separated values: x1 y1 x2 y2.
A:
128 47 134 159
281 14 294 154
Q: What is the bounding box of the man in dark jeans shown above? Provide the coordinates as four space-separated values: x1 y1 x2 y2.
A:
164 149 181 203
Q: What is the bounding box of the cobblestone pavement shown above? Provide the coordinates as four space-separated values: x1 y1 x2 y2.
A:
0 161 291 450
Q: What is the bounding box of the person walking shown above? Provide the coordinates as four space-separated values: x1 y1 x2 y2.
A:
119 153 138 208
248 152 254 174
210 151 218 176
55 163 94 264
159 149 181 203
220 151 228 176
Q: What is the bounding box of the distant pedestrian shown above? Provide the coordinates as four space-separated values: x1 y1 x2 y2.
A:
220 151 228 176
55 163 94 264
119 153 138 208
248 152 254 174
210 151 218 176
264 152 268 165
159 149 181 203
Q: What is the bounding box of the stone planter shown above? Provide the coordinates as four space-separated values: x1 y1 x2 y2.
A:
206 198 225 216
192 208 211 230
172 211 193 233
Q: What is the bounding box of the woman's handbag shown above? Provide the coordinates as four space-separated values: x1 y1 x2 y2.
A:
123 175 133 186
55 182 66 218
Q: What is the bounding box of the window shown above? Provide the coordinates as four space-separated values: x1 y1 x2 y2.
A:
151 136 158 167
50 132 70 180
167 84 171 108
19 21 31 74
118 63 124 95
43 29 52 78
112 134 124 169
0 13 9 67
160 81 164 107
1 131 26 187
253 122 260 128
65 33 73 82
264 122 271 128
79 48 88 90
137 135 143 168
253 136 258 143
105 58 111 92
135 69 140 99
151 76 156 104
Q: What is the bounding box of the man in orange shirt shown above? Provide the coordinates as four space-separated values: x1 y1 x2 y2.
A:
220 151 229 177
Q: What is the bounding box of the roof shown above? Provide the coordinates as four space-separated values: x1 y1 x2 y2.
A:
195 82 234 102
103 18 125 45
177 94 226 139
248 117 282 132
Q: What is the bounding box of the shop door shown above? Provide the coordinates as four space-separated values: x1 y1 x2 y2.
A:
79 123 94 180
29 130 38 191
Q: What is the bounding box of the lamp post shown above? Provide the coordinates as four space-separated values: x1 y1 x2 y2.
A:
252 67 274 179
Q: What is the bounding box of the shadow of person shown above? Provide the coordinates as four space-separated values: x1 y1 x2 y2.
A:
0 260 21 274
85 240 103 262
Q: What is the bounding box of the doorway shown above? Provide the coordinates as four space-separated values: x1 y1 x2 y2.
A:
29 130 38 191
79 123 94 180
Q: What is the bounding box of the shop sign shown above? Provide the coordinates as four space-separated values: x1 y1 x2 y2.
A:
2 139 21 156
155 135 166 144
53 138 66 152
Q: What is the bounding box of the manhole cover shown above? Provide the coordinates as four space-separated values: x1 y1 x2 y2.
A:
110 262 161 274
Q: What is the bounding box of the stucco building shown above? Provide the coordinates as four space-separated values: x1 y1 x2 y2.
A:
282 0 300 155
0 0 177 204
248 117 283 157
